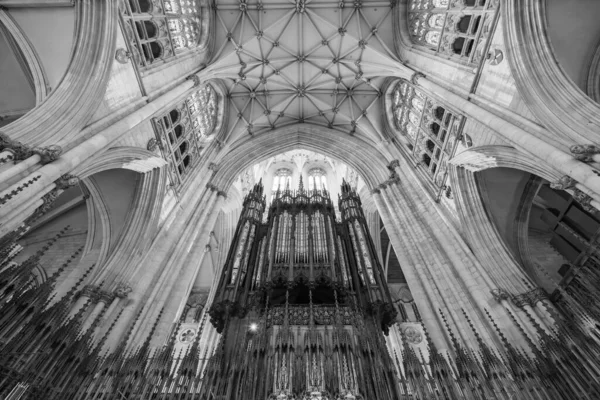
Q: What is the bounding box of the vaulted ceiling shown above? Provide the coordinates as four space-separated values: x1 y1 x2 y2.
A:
207 0 400 143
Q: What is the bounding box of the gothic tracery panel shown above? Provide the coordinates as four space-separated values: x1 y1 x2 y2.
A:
152 84 219 185
390 80 473 202
407 0 499 65
121 0 204 67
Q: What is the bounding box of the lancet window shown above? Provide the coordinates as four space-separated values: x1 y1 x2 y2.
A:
391 80 472 202
122 0 203 67
272 169 293 193
407 0 498 65
308 168 328 192
153 84 219 185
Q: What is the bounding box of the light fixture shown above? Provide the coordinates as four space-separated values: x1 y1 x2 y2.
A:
249 323 258 332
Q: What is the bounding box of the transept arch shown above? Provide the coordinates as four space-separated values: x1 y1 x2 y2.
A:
502 0 600 148
210 124 393 192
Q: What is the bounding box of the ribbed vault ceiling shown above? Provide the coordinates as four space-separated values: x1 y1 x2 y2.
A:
207 0 399 142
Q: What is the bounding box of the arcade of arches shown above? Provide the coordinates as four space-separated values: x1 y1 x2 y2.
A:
0 0 600 399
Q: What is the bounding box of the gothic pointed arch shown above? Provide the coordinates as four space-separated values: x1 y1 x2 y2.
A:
502 0 600 147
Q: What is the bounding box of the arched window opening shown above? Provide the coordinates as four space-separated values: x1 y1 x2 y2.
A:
271 169 293 200
426 140 435 153
179 141 188 155
422 154 431 167
308 168 328 192
187 84 218 138
407 0 497 65
390 79 471 206
152 84 220 186
457 16 471 34
123 0 204 68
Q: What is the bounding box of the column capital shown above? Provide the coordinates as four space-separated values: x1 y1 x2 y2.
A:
550 175 576 190
186 74 202 87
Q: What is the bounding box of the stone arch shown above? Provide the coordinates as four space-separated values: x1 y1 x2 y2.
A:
210 125 393 193
502 0 600 148
67 147 169 288
0 0 118 148
448 144 597 294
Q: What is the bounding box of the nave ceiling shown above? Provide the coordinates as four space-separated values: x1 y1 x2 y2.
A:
207 0 400 144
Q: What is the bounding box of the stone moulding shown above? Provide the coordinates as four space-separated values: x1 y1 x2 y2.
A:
502 0 600 148
0 0 119 148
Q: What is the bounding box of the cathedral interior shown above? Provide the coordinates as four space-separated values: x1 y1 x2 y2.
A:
1 0 600 398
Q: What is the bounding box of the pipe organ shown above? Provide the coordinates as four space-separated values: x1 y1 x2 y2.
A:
204 180 398 399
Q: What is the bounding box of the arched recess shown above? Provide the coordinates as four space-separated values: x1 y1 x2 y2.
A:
502 0 600 147
0 9 49 126
70 147 169 289
0 0 118 147
448 144 598 295
14 146 167 296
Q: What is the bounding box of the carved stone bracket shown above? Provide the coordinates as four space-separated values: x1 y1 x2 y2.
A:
550 175 576 190
511 288 547 308
147 138 159 152
186 74 201 87
0 133 62 163
570 144 600 163
115 48 131 64
114 283 132 299
490 288 510 302
55 174 79 190
573 189 596 213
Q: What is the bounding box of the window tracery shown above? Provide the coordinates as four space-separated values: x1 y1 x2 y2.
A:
153 84 219 185
307 168 328 192
407 0 498 65
390 80 473 203
122 0 203 67
272 169 293 192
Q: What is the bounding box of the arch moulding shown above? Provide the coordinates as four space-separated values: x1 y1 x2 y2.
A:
71 147 169 288
502 0 600 148
210 124 395 193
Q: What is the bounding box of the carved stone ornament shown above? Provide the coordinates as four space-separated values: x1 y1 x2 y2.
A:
370 187 381 195
570 144 600 154
115 48 132 64
114 283 133 299
487 48 504 66
55 174 79 190
573 189 596 213
402 326 423 345
208 162 219 172
490 288 510 302
147 138 159 152
178 328 196 344
410 72 426 86
512 288 547 308
550 175 576 191
387 159 400 170
0 133 62 163
186 74 201 87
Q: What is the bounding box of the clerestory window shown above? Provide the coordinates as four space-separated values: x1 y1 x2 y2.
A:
122 0 204 67
391 80 473 203
407 0 496 65
307 168 327 193
153 84 219 185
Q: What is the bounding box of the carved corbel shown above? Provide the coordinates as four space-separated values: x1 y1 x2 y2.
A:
55 174 79 190
370 188 381 195
570 144 600 163
114 283 133 299
410 72 426 86
549 175 576 191
490 288 510 302
573 189 596 213
186 74 201 87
